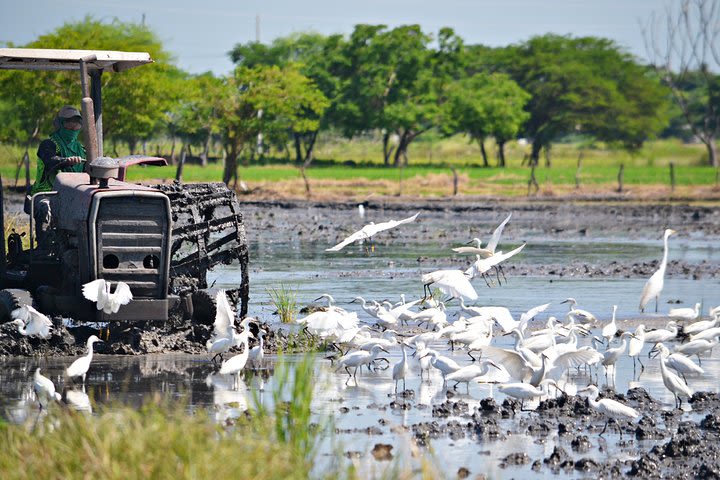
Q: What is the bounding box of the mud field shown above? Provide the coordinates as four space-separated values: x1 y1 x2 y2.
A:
1 195 719 358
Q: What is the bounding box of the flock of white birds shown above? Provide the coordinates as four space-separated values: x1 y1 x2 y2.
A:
20 210 720 437
298 215 718 435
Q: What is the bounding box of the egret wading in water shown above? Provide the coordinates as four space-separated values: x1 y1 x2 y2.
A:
34 368 62 410
219 329 252 388
497 379 560 411
578 385 639 438
337 345 390 382
325 212 419 252
392 343 410 394
248 330 265 370
11 304 52 339
639 228 676 313
206 291 247 364
65 335 103 384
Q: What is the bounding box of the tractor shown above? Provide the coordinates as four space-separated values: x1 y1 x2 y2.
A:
0 48 249 325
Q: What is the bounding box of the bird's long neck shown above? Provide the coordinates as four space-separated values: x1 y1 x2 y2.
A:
660 234 671 273
86 341 95 361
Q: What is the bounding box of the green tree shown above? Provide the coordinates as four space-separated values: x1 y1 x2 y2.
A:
443 72 530 167
217 64 328 185
644 0 720 167
498 34 669 165
335 24 455 166
229 32 337 165
0 17 180 156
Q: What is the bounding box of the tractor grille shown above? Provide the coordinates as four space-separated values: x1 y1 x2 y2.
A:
95 195 170 298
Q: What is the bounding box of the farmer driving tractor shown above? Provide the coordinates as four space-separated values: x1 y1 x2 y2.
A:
29 105 86 245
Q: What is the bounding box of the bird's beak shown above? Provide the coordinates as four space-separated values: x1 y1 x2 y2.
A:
465 240 474 246
487 359 501 371
380 347 390 354
420 353 431 359
313 296 324 302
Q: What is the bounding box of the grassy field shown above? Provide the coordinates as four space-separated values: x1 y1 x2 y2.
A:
1 135 718 200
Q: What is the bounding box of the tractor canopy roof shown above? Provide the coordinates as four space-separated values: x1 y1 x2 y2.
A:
0 48 152 72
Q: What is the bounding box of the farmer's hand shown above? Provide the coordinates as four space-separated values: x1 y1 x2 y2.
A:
66 156 84 165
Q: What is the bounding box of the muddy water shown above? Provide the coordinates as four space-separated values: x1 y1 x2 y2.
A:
2 207 720 477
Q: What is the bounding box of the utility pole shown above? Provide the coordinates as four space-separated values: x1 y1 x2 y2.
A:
255 15 261 43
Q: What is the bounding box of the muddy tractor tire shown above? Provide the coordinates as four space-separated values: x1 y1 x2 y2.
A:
191 289 217 325
0 289 33 324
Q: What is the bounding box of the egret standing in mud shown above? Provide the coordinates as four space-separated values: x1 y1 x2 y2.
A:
392 343 410 394
578 385 639 438
639 228 676 313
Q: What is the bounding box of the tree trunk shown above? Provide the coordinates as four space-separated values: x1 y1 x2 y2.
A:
200 134 210 167
382 131 395 166
128 140 137 155
705 138 718 168
530 140 542 166
393 131 411 167
496 139 506 168
294 134 303 164
544 144 552 167
175 145 186 182
302 131 318 168
223 142 238 186
479 138 489 167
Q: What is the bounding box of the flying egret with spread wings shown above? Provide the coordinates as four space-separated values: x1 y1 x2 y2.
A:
82 279 133 314
326 212 419 251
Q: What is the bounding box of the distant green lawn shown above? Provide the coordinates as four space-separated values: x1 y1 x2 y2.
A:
1 136 717 191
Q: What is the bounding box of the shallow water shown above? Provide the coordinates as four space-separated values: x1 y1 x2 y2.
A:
2 231 720 477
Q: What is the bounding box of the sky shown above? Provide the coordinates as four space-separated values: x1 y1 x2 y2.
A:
2 0 671 75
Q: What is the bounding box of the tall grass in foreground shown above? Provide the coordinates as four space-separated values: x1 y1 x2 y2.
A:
0 354 443 479
267 283 299 323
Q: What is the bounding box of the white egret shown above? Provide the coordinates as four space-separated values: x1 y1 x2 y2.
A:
643 321 678 344
652 342 693 409
683 316 720 336
498 379 559 411
689 326 720 342
464 244 526 286
628 324 646 372
415 342 434 381
11 304 52 339
601 305 619 344
674 338 717 364
206 290 245 363
651 343 704 380
451 238 493 257
247 331 265 370
578 385 639 437
337 345 389 379
445 359 501 392
639 228 676 313
33 368 61 410
561 298 598 326
219 330 252 387
478 344 535 383
82 278 133 314
411 303 448 330
421 350 462 381
325 212 419 251
392 343 410 393
65 335 103 384
421 269 478 301
668 303 701 321
599 332 633 376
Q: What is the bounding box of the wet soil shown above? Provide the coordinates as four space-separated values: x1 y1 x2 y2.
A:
1 196 719 358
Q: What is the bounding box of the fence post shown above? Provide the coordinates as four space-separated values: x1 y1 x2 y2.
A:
669 162 676 192
575 151 583 189
617 163 624 193
451 167 458 196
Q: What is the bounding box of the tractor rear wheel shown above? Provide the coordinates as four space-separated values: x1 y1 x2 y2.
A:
0 289 33 324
